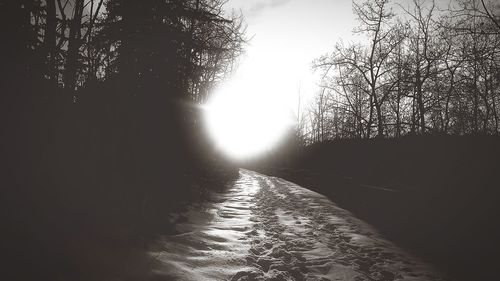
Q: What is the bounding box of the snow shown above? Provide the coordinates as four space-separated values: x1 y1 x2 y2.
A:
150 169 449 281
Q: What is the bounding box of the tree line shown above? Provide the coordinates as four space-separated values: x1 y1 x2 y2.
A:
1 2 246 272
300 0 500 143
2 0 245 103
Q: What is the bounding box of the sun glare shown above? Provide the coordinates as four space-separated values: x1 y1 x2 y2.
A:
204 79 294 159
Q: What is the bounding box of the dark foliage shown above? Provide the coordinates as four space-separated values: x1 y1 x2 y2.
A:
1 1 243 280
254 135 500 281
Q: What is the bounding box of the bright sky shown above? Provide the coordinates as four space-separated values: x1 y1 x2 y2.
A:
205 0 355 159
223 0 355 115
221 0 453 113
206 0 451 159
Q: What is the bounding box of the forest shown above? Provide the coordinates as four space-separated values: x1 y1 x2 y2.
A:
253 1 500 280
1 1 245 280
300 0 500 142
2 0 500 280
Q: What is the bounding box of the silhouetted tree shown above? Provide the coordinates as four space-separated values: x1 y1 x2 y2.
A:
306 0 500 143
1 1 245 279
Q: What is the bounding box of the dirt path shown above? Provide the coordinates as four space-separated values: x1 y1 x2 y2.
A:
151 170 449 281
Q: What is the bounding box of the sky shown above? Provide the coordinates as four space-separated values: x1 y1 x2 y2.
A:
204 0 356 158
206 0 454 158
222 0 356 116
220 0 454 116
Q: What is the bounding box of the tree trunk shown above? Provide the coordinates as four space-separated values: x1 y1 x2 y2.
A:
417 86 425 134
366 96 374 138
492 91 499 133
395 95 401 137
44 0 57 85
373 95 384 137
64 0 84 91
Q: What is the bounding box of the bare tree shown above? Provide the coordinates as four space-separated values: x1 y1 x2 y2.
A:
400 0 443 134
306 0 500 141
314 0 401 138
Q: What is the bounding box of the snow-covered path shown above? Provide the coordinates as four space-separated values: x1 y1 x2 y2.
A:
151 170 449 281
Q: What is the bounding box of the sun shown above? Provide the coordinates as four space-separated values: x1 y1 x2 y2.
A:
203 79 294 160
